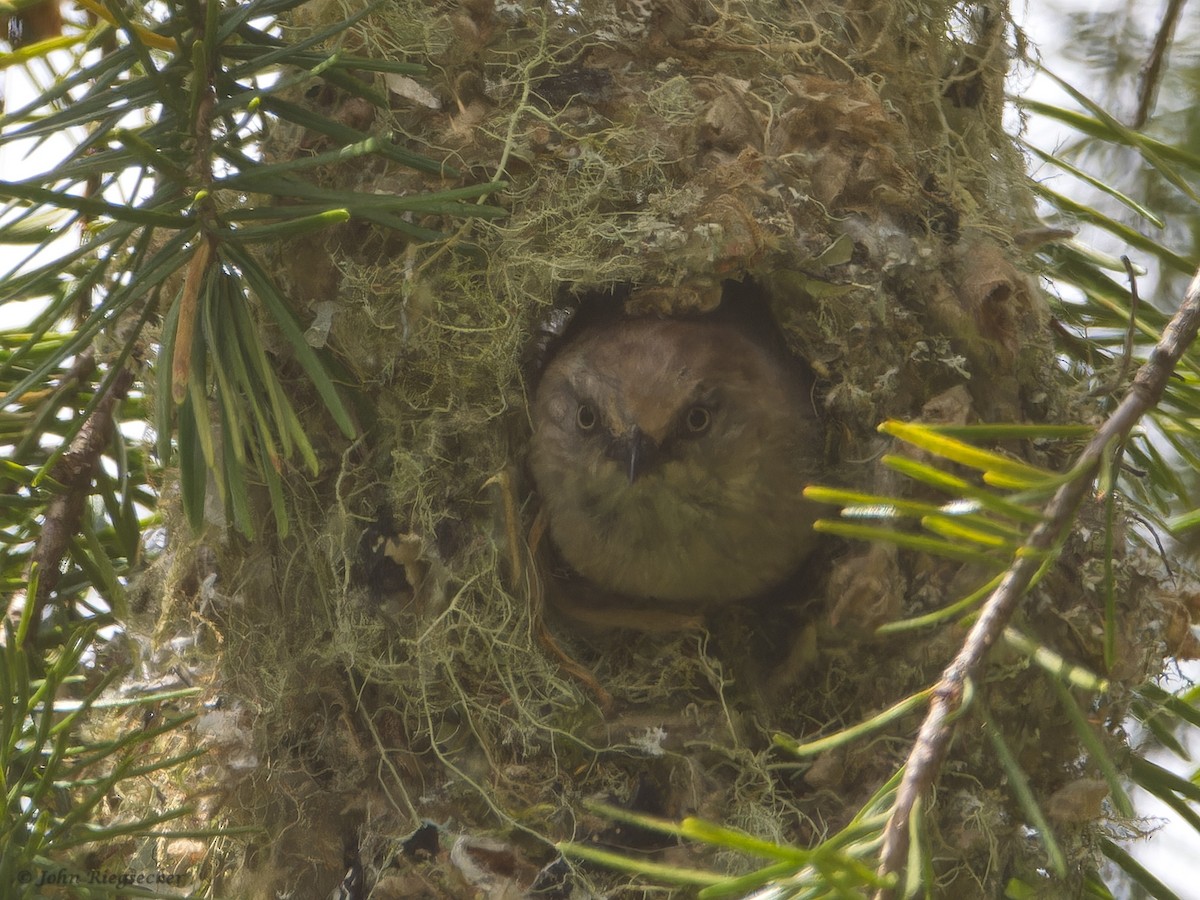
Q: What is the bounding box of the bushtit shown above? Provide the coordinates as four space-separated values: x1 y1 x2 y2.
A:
530 313 823 604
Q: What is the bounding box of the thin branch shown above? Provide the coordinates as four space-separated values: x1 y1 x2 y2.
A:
874 262 1200 897
1090 256 1140 397
1133 0 1188 130
20 364 136 648
172 4 220 404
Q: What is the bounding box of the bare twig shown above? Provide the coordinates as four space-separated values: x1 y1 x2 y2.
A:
874 263 1200 897
1117 256 1140 387
1133 0 1188 130
21 365 136 648
1091 256 1140 397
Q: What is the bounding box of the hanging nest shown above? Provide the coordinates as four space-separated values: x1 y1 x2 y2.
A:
131 1 1191 897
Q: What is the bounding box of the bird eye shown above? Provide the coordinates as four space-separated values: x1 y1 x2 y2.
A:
684 405 711 435
576 403 598 433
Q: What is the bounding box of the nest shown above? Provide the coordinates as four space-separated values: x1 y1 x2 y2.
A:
130 2 1185 897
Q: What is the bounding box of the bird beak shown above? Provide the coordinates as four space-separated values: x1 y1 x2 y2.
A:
606 426 658 484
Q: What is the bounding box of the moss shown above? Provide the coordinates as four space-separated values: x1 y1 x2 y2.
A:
135 2 1181 897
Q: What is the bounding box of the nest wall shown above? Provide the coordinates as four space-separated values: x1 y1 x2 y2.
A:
145 2 1185 897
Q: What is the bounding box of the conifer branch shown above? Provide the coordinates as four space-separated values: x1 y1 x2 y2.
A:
875 263 1200 896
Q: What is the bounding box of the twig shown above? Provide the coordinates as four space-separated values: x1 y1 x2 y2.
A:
1116 255 1141 387
21 365 136 648
172 4 219 404
873 262 1200 897
1133 0 1188 130
1091 256 1140 397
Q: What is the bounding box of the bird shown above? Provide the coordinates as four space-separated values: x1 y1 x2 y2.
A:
529 310 823 604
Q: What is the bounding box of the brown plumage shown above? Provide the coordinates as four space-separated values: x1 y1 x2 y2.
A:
530 315 823 603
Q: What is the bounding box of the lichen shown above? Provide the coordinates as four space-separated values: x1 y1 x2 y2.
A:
134 2 1184 897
